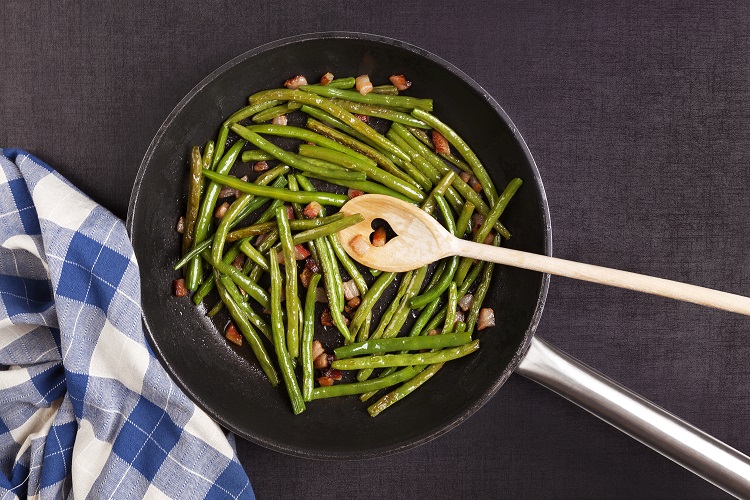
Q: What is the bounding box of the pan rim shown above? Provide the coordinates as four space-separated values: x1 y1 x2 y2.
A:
126 31 552 460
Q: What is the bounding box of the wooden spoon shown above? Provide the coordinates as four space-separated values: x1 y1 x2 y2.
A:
338 194 750 316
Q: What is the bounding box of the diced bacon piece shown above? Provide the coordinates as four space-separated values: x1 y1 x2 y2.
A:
303 201 322 219
173 278 188 297
284 75 308 89
349 234 370 256
431 130 450 154
355 74 373 95
477 308 496 330
294 244 311 260
272 114 288 126
253 161 269 172
354 114 369 123
347 189 365 199
225 323 243 345
214 201 230 218
371 226 387 247
389 74 412 91
320 72 334 85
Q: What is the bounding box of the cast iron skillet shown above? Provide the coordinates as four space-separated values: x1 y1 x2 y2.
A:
127 33 750 496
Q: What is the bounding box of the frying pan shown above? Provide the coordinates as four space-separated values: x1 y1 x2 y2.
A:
126 32 750 497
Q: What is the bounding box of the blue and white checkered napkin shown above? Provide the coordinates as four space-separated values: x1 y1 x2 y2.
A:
0 149 255 499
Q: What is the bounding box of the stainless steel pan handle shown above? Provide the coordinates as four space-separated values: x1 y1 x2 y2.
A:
516 336 750 499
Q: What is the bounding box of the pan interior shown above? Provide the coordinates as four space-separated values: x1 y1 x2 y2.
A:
127 32 550 459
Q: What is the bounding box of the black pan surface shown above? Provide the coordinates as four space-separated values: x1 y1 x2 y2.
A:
126 32 551 459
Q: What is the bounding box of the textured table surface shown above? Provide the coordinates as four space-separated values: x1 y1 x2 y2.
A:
4 1 750 498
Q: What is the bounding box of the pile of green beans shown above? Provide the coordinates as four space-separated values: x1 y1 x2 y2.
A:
175 72 522 416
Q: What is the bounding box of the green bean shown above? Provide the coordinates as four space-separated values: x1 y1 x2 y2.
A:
406 126 474 173
299 85 433 112
226 100 282 126
251 103 296 123
230 125 365 182
269 248 306 414
329 99 430 128
302 165 418 205
227 213 345 242
319 235 352 342
455 202 475 239
211 126 229 170
182 146 204 256
215 271 279 386
369 271 414 342
207 300 224 318
312 76 356 89
186 140 246 290
466 234 500 333
301 272 321 401
201 250 270 309
349 271 396 333
336 332 471 359
419 261 487 334
241 150 275 162
328 232 368 297
242 124 375 165
201 141 215 170
276 206 301 359
412 109 498 204
378 265 428 340
202 169 348 206
233 173 289 222
191 241 237 304
367 363 443 417
305 118 416 185
443 282 458 333
311 367 419 400
298 145 425 202
239 238 270 271
332 339 479 370
247 89 410 161
219 275 273 342
370 85 399 95
420 170 456 214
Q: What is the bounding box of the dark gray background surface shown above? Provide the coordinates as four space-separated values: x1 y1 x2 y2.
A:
3 1 750 498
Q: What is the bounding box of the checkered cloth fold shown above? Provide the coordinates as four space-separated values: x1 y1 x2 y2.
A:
0 149 254 499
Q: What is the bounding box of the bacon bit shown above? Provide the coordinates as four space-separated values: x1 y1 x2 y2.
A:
468 176 482 193
305 258 321 273
173 278 188 297
231 253 245 270
313 352 329 369
355 74 373 95
354 114 370 123
454 310 465 325
342 280 360 300
255 232 269 246
253 161 269 172
483 231 495 245
219 186 238 198
349 234 371 256
317 376 334 387
225 323 243 346
320 72 334 85
294 244 311 260
346 296 361 309
214 201 230 219
276 251 285 265
312 340 325 360
427 328 441 336
347 189 365 199
300 267 314 288
372 226 387 247
303 201 322 219
459 171 472 184
341 314 350 327
458 293 474 312
272 114 288 126
431 130 450 154
477 308 496 330
389 74 412 91
285 205 296 220
321 309 334 327
471 213 485 237
320 368 342 381
284 75 308 89
315 287 328 303
175 216 185 234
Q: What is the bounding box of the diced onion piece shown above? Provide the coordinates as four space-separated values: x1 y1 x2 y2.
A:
389 74 412 91
315 287 328 303
320 72 334 85
176 216 185 234
253 161 269 172
284 75 308 89
303 201 322 219
458 293 474 312
354 114 369 123
272 114 288 126
355 74 373 95
312 339 325 360
313 352 329 369
454 310 465 326
347 189 365 199
350 234 371 256
431 130 451 154
225 323 243 346
372 226 387 247
214 201 230 219
173 278 187 297
342 279 360 300
219 186 237 198
477 308 496 330
317 376 334 387
294 244 311 260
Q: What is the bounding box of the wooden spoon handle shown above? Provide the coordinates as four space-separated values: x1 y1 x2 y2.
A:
453 238 750 316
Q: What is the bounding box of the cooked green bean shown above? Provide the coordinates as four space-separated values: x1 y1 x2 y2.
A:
335 332 471 358
332 340 479 370
301 272 321 401
241 150 275 162
455 202 475 239
219 275 273 342
226 100 282 126
276 206 301 359
304 168 419 204
192 241 243 306
247 89 411 161
290 214 364 245
317 234 352 342
251 102 296 123
367 363 443 417
311 76 356 89
299 85 433 112
329 99 430 128
211 126 229 170
202 169 349 206
327 232 368 297
227 213 345 242
350 271 396 334
269 248 305 414
443 282 458 333
371 84 399 95
239 238 270 271
311 367 419 399
215 271 279 386
466 234 500 333
182 146 204 256
201 250 270 309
